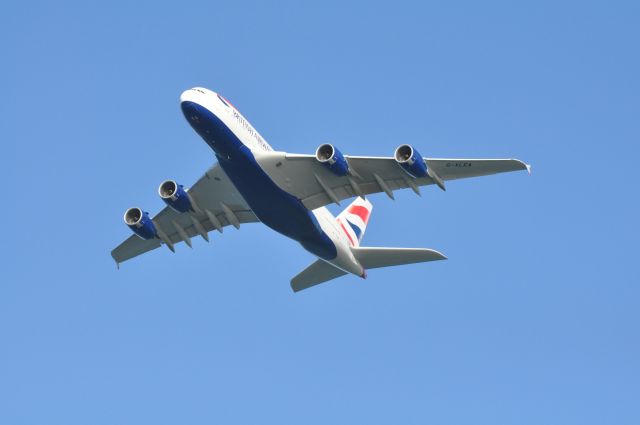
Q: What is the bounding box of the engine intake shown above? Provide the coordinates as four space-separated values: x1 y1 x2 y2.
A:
159 180 193 213
394 144 428 178
315 143 349 176
124 207 157 240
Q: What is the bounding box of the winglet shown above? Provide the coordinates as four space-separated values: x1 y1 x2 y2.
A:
512 158 531 175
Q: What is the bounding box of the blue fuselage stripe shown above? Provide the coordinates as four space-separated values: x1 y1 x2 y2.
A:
181 101 337 260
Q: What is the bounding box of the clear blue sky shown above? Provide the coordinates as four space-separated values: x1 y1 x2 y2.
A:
3 0 639 423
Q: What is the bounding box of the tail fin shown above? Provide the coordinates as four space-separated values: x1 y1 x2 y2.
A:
352 247 447 269
336 197 373 247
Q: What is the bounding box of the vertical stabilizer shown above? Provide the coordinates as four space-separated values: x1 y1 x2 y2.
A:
336 197 373 247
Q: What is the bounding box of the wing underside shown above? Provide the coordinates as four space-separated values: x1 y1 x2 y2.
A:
111 163 259 265
112 150 529 266
255 152 530 210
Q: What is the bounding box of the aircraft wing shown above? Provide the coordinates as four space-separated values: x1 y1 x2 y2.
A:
111 163 259 266
255 152 530 211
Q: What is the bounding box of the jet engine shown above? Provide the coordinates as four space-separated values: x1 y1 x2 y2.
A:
315 143 349 176
159 180 193 213
124 207 157 240
394 144 428 178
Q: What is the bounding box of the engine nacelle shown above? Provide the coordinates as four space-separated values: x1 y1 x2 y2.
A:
315 143 349 176
158 180 193 213
394 144 428 178
124 207 157 240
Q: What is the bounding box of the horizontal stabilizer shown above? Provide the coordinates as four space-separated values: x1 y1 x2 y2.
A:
291 247 446 292
352 247 447 269
290 260 347 292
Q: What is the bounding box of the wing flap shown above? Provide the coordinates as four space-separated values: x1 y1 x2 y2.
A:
161 209 258 245
300 177 418 210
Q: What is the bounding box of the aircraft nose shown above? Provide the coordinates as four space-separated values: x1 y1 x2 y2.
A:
179 89 194 104
181 100 203 124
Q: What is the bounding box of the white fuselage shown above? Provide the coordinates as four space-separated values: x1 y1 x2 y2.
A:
180 87 366 278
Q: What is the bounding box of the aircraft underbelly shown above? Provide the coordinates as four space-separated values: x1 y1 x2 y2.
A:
218 151 337 260
181 99 337 260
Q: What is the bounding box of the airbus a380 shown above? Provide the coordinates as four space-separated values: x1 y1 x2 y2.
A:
112 87 530 292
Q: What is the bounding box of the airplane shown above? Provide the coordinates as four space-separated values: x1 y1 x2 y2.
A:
111 87 530 292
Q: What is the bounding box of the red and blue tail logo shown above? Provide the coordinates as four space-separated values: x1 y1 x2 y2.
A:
337 197 373 247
